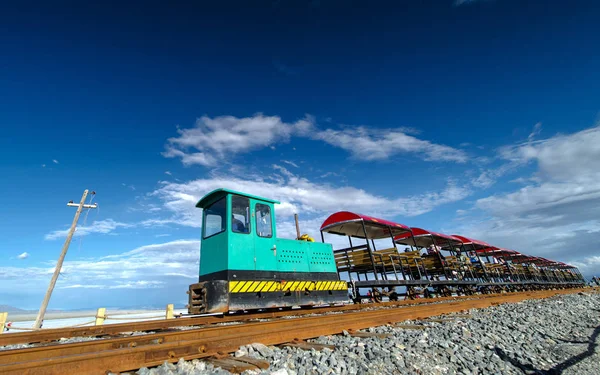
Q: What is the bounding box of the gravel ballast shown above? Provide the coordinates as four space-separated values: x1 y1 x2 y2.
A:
131 291 599 375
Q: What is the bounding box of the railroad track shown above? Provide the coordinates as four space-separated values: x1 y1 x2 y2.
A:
0 288 591 375
0 291 531 346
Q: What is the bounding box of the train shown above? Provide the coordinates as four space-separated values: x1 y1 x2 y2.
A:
187 188 585 314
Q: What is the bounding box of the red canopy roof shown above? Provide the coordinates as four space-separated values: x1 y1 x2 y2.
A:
476 247 521 257
394 227 463 248
510 254 538 263
451 235 493 248
556 262 576 269
320 211 411 239
516 256 555 267
509 255 574 269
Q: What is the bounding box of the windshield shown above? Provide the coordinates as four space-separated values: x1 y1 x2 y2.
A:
203 197 226 238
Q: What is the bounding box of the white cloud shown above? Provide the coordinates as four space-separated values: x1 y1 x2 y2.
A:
571 256 600 276
68 240 199 282
61 284 104 289
41 164 46 168
500 124 600 182
45 219 133 240
313 126 468 163
163 113 468 166
149 166 471 233
1 240 201 299
165 171 172 175
447 123 600 276
52 159 59 164
477 181 600 217
109 280 165 289
470 161 520 189
0 266 53 280
320 171 340 178
163 114 314 167
17 252 29 259
528 122 542 142
281 160 299 168
484 124 600 216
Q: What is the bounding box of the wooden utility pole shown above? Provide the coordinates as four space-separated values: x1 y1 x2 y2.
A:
294 213 301 239
33 189 97 329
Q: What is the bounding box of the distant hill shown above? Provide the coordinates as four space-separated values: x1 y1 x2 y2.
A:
0 305 28 313
0 304 186 313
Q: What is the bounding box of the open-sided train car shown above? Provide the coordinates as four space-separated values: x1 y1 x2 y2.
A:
394 228 477 281
319 214 485 298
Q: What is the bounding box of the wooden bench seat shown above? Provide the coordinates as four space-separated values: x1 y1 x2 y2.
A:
421 255 445 274
335 247 428 276
487 264 508 271
334 248 373 271
334 247 401 268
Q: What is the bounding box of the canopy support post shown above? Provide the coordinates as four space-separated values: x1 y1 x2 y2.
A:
361 220 379 281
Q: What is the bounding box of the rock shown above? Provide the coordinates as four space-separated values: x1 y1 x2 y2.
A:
136 292 599 375
235 347 248 358
328 356 337 367
395 356 406 368
251 343 275 358
461 327 472 338
270 369 289 375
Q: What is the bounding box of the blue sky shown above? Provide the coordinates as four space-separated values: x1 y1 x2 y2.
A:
1 0 600 310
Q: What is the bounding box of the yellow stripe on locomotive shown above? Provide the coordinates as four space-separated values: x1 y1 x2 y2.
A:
228 280 348 293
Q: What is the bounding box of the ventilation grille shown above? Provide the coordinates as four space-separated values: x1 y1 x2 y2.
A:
278 248 305 264
310 250 333 266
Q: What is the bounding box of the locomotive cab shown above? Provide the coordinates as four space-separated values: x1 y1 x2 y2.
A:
187 188 348 314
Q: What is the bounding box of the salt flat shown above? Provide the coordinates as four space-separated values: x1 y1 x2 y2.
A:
3 308 188 332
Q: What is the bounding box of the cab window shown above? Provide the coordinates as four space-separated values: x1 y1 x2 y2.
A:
231 195 250 234
256 203 272 238
203 197 226 238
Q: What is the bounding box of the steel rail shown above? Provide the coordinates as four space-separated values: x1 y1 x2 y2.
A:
0 291 521 346
0 294 513 365
0 289 588 375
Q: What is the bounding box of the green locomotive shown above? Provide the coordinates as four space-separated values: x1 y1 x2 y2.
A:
187 188 348 314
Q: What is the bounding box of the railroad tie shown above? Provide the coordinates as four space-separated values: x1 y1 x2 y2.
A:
426 318 457 323
447 313 473 319
232 356 271 369
395 324 428 330
205 356 269 374
347 330 390 339
280 340 336 351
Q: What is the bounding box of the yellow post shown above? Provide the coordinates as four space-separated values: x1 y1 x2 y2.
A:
166 304 174 319
95 308 106 326
0 312 7 334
